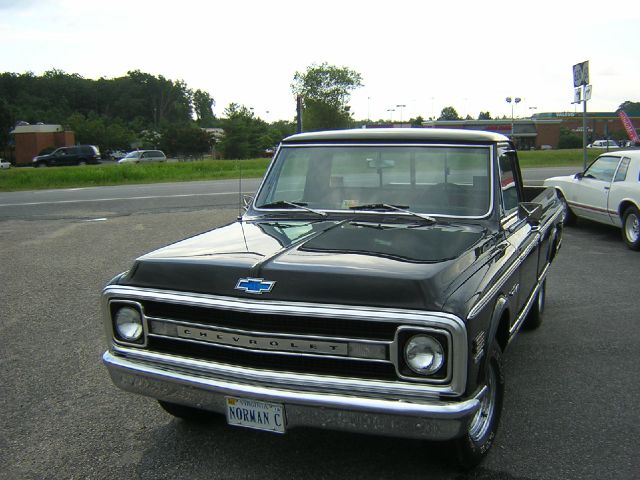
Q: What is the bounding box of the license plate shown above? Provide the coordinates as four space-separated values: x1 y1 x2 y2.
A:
225 397 286 433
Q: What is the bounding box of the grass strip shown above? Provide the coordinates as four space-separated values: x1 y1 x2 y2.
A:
0 149 612 192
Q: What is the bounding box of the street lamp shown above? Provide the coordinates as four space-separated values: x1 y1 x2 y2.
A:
505 97 521 137
387 108 396 122
396 104 406 123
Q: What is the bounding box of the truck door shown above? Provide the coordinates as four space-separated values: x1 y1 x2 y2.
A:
575 155 619 225
498 147 539 325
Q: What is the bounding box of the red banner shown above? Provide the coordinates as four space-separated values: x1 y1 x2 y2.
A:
618 110 640 143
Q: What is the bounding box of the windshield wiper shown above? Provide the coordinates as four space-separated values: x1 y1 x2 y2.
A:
348 203 436 223
257 200 327 217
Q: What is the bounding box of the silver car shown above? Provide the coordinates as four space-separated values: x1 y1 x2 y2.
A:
118 150 167 164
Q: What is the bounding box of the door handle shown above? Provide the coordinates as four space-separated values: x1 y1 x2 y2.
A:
604 186 610 191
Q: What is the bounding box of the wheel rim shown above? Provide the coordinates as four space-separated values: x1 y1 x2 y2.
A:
469 361 497 442
625 213 639 243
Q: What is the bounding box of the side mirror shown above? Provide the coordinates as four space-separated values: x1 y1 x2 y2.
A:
518 202 543 226
574 172 583 180
242 194 254 211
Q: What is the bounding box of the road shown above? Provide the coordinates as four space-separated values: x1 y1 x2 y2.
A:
1 172 638 479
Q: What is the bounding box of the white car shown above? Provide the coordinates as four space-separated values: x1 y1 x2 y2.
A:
117 150 167 164
544 150 640 250
587 139 619 149
0 158 11 169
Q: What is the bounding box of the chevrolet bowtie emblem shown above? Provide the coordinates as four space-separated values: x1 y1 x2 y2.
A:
235 278 276 294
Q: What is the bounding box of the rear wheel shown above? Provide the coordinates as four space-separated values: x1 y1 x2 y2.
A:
78 160 87 166
453 340 504 469
36 162 47 168
622 206 640 251
522 280 545 330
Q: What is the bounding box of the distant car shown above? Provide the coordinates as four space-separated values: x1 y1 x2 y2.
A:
0 158 11 169
108 150 127 161
117 150 167 164
32 145 101 167
544 149 640 250
587 140 619 149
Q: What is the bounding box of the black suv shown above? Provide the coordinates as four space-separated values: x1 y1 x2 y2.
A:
32 145 101 167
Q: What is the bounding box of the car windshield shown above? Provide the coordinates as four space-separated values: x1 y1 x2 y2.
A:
123 151 142 158
255 145 492 218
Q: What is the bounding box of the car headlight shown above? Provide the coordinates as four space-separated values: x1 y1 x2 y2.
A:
404 334 444 375
114 306 143 341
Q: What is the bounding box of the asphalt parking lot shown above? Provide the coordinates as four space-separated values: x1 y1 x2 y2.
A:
1 191 639 479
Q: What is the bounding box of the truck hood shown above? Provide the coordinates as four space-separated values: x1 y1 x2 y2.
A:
120 219 490 310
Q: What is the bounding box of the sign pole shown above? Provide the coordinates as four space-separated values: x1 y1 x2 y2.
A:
582 87 588 171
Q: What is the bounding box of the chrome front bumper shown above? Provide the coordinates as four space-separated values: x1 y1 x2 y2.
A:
103 351 483 441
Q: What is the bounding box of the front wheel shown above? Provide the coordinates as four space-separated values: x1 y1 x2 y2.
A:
522 280 545 330
622 206 640 250
558 192 576 226
453 340 504 469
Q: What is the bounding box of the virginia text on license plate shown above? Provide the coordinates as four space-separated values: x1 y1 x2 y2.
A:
226 397 286 433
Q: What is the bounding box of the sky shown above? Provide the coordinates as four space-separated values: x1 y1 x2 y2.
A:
1 0 639 123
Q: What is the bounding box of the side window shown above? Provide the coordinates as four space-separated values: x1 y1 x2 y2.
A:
614 157 630 182
141 152 150 158
584 156 619 182
498 149 519 214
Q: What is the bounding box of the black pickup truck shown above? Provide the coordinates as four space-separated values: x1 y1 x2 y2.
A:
102 128 563 467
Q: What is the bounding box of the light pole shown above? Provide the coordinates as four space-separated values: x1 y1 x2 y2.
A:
387 108 396 123
396 104 406 123
367 97 371 123
505 96 521 137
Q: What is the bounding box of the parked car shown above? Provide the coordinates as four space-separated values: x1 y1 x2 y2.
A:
587 140 619 149
0 158 11 169
32 145 101 167
544 150 640 250
101 128 564 468
117 150 166 164
107 150 127 161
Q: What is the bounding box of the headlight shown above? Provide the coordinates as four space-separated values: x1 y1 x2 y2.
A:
114 306 143 341
404 335 444 375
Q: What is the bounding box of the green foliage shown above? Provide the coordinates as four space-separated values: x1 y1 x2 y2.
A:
557 127 582 149
438 106 461 121
618 101 640 114
292 63 363 131
478 111 492 120
160 124 213 156
219 103 270 159
409 116 425 127
193 89 216 127
0 69 215 152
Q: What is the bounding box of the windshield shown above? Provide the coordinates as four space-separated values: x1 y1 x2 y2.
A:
124 151 142 158
255 145 492 217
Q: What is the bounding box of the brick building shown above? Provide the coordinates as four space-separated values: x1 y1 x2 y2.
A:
10 124 75 165
420 111 640 149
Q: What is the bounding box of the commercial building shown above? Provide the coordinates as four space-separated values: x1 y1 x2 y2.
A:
10 124 75 165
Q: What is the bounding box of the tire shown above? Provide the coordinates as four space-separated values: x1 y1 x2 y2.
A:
558 192 576 226
522 280 545 330
78 161 87 166
453 340 504 469
36 162 47 168
158 400 217 422
622 206 640 251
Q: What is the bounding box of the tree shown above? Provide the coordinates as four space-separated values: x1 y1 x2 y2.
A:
409 116 425 127
219 103 269 159
618 101 640 113
558 127 582 149
438 106 461 121
478 111 492 120
291 63 363 131
193 89 216 127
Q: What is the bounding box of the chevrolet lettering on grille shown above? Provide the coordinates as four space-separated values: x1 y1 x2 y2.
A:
177 326 348 356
